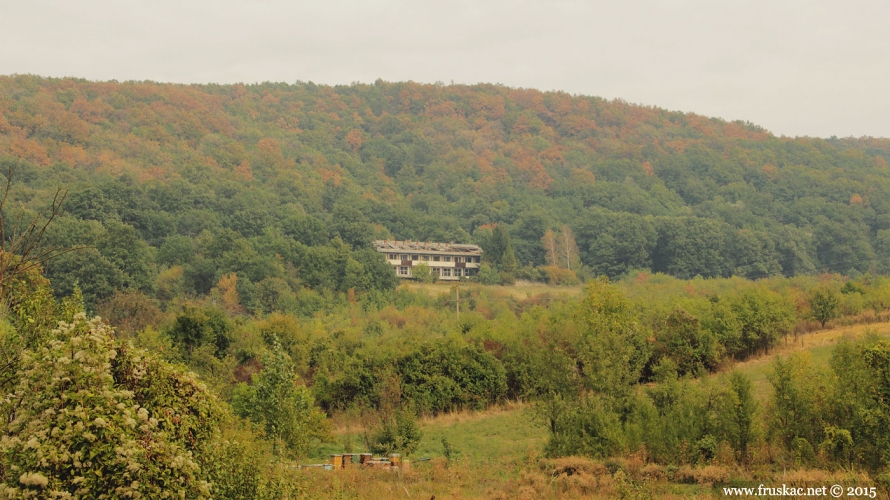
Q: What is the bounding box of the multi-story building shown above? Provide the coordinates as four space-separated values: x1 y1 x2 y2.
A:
373 240 482 280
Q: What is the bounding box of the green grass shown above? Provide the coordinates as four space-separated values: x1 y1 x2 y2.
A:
313 403 547 466
413 404 545 465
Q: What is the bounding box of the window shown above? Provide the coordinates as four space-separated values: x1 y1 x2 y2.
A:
411 255 419 261
455 256 463 263
442 268 451 277
433 255 440 262
421 255 429 261
398 266 409 275
401 254 409 261
454 268 462 277
444 256 452 262
389 253 397 260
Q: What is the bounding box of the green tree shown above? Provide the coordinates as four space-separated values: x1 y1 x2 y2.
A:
481 224 517 283
411 262 436 283
574 278 650 399
166 306 233 358
656 308 720 377
720 371 757 463
809 286 840 328
367 409 423 456
767 355 823 464
233 340 329 457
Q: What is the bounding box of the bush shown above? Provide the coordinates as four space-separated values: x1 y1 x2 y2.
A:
0 313 223 498
365 409 423 456
411 262 436 283
541 266 581 286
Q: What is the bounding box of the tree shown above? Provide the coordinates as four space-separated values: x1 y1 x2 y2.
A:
558 224 581 270
720 371 757 463
232 340 329 458
331 204 374 250
766 355 821 457
166 306 233 358
0 163 74 298
490 224 517 278
542 228 559 267
367 410 423 457
809 286 840 328
656 308 720 377
574 278 650 399
411 262 436 283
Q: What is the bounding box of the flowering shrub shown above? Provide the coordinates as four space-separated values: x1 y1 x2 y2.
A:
0 313 223 499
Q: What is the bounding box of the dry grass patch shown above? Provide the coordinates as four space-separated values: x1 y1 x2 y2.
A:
402 281 584 300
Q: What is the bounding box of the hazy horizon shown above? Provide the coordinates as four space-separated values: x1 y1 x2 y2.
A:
2 0 888 139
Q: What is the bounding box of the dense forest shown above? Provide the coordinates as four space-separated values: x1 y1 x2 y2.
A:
1 75 889 309
2 75 890 497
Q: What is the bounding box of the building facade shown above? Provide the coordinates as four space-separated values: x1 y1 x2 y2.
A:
373 240 482 280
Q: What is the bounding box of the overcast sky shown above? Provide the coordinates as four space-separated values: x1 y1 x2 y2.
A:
1 0 887 138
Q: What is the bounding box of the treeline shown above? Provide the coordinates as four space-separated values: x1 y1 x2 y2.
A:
2 76 890 309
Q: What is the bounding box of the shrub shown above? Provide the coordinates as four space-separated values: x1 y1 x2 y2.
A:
365 409 422 456
0 313 223 498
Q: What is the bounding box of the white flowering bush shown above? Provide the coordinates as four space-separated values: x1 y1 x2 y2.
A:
0 313 223 499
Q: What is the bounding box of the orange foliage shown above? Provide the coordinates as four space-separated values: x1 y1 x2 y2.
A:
539 146 564 164
762 163 778 179
512 114 533 135
217 273 244 314
138 167 167 182
70 98 112 124
470 94 505 120
425 99 458 118
256 138 288 171
877 156 888 169
850 193 865 206
318 168 343 186
642 161 654 177
345 129 363 151
0 114 13 134
235 160 253 182
665 139 687 153
560 115 599 136
513 148 552 190
58 144 89 167
8 137 50 166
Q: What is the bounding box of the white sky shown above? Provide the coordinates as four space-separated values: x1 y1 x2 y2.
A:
1 0 888 138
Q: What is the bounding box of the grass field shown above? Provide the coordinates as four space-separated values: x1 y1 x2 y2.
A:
414 402 545 465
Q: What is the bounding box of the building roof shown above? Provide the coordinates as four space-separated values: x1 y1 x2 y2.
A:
373 240 482 254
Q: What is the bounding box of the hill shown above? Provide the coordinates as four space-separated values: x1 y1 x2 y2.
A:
1 75 890 308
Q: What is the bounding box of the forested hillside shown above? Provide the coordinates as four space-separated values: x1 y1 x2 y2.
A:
1 75 890 309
